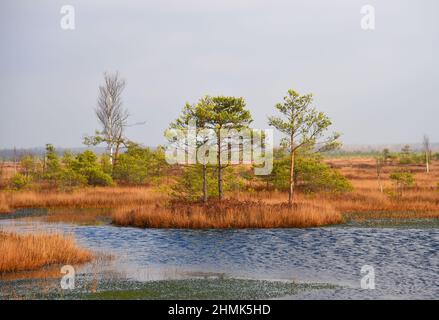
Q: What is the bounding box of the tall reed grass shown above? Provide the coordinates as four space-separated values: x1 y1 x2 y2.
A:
0 187 164 213
0 231 92 273
112 200 343 228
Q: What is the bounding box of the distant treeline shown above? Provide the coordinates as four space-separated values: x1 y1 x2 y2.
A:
3 145 437 161
0 147 104 161
325 147 439 159
323 150 385 158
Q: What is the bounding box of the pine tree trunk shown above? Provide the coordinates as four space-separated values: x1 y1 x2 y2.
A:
203 163 207 203
218 162 223 201
217 133 223 201
289 150 295 205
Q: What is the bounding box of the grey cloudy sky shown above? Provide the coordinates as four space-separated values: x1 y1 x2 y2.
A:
0 0 438 148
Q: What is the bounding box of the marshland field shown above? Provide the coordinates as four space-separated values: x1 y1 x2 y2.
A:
1 152 439 299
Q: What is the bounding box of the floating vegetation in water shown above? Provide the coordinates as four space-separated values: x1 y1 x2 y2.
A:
0 276 337 300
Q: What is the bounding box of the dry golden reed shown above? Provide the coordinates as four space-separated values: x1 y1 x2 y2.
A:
112 200 343 229
0 231 92 273
0 187 164 214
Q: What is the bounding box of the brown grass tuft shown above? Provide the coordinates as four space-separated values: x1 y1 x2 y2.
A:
0 231 93 273
112 200 342 229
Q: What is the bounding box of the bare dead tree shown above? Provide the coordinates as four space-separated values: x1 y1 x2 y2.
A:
423 134 431 174
375 156 384 193
85 72 129 166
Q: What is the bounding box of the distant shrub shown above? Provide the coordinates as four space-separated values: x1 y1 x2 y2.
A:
171 165 244 201
100 154 113 175
72 150 114 186
9 173 32 190
42 146 114 188
19 155 41 178
171 165 215 201
43 144 63 186
398 154 424 165
397 145 424 165
82 167 114 186
389 171 414 196
384 188 398 199
58 168 87 189
263 154 353 193
113 144 167 185
295 156 353 193
390 171 414 187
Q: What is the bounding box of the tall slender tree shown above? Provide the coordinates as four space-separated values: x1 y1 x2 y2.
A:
268 89 340 205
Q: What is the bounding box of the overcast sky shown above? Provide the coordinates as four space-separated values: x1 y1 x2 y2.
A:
1 0 438 148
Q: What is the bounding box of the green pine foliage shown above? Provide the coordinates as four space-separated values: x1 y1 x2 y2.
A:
171 165 245 201
113 144 167 185
41 145 113 189
262 152 352 193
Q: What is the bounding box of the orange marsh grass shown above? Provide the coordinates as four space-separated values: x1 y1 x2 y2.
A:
0 231 93 273
0 187 165 213
112 200 343 229
1 158 439 226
